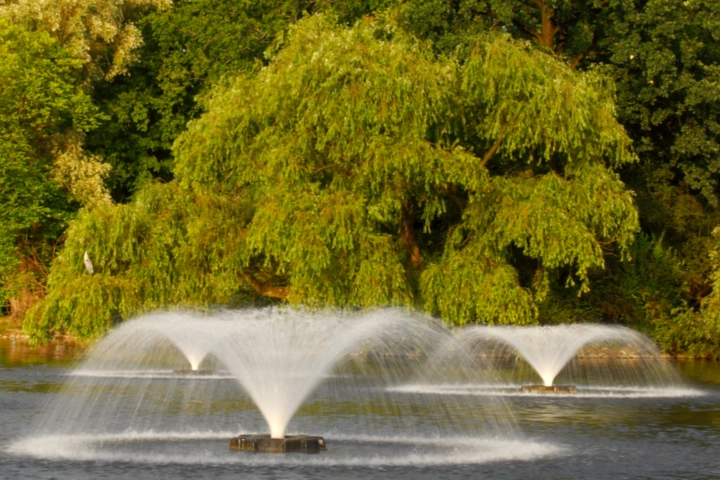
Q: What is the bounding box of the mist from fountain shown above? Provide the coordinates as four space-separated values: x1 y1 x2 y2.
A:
207 308 449 438
454 324 682 389
65 312 225 375
22 308 522 457
8 312 703 467
160 318 216 371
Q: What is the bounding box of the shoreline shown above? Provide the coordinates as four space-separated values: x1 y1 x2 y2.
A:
0 334 715 362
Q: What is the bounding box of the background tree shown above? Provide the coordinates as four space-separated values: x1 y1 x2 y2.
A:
0 0 174 319
1 0 395 322
82 0 397 200
27 15 638 340
0 20 109 319
400 0 720 353
0 0 171 82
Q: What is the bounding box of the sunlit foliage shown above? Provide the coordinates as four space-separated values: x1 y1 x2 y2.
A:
27 15 638 340
0 0 171 81
400 0 720 355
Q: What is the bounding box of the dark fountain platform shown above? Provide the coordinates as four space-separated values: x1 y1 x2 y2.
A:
173 369 216 376
229 434 327 454
521 385 577 394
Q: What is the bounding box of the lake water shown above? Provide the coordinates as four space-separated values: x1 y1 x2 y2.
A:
1 337 719 479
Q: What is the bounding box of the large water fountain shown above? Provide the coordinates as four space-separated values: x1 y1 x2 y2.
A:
12 308 560 465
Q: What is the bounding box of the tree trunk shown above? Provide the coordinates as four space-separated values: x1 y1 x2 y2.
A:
538 1 559 50
241 271 289 299
400 203 423 270
8 288 34 320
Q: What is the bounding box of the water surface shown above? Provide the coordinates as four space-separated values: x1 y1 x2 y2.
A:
1 338 719 479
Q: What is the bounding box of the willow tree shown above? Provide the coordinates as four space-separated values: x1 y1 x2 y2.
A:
26 14 638 340
401 0 720 339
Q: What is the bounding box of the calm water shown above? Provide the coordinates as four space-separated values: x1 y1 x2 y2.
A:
1 338 719 479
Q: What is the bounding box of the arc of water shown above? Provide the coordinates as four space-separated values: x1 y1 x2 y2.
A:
159 318 221 371
459 325 655 387
62 308 452 440
212 309 441 439
83 313 224 373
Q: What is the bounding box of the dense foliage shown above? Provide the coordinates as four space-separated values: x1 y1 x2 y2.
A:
398 0 720 354
83 0 395 200
0 19 108 318
27 15 638 339
2 0 719 355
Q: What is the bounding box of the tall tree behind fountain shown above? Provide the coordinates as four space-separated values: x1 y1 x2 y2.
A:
26 13 639 343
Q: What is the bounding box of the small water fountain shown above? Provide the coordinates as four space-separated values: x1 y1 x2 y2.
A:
74 313 221 376
161 317 219 376
452 324 682 395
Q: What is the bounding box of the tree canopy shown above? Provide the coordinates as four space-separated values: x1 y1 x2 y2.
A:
395 0 720 354
27 14 638 340
5 0 720 356
82 0 396 200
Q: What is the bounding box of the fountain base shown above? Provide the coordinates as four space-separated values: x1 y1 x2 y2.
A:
173 369 215 376
521 385 577 394
229 434 326 454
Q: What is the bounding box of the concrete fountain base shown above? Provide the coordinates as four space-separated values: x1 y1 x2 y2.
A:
173 369 215 376
521 385 577 394
229 434 326 453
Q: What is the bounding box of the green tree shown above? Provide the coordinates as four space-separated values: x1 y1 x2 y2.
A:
400 0 720 201
400 0 720 353
0 0 175 318
681 227 720 356
27 15 638 340
83 0 398 200
0 0 171 82
0 20 107 318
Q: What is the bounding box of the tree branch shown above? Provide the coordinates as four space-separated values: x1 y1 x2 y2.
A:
693 283 712 305
569 29 600 69
444 184 466 211
241 270 289 299
480 124 507 167
313 162 339 174
518 0 559 51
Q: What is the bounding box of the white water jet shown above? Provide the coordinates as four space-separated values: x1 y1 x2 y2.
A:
208 308 452 438
26 308 521 450
152 315 218 371
75 312 222 373
454 324 679 388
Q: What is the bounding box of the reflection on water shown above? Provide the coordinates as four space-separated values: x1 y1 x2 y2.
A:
0 337 85 367
0 337 86 399
674 359 720 386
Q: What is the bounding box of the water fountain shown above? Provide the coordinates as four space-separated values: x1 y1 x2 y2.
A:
161 316 218 376
449 324 683 395
13 308 559 464
211 309 451 452
72 313 222 376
